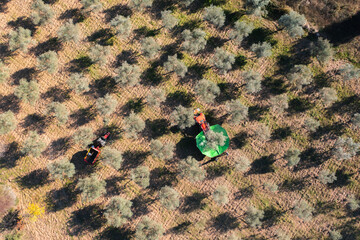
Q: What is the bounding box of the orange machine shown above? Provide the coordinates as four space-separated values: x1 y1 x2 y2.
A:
194 108 210 133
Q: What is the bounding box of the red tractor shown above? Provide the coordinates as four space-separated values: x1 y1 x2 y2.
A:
194 108 210 134
84 132 110 165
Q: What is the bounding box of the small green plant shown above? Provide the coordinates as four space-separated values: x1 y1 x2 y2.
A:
135 217 164 240
77 173 106 202
181 28 207 55
211 47 235 74
304 117 320 132
150 139 174 160
146 88 166 108
293 199 314 221
287 65 313 89
47 158 75 180
278 11 307 38
311 37 334 64
213 185 229 205
101 147 123 170
30 0 54 25
178 156 206 182
159 186 180 210
284 148 301 166
245 205 264 227
242 70 262 93
37 51 58 74
104 197 133 227
21 131 46 157
270 94 288 114
57 20 80 43
111 15 132 38
161 10 179 30
0 111 17 135
234 155 250 172
318 169 336 184
131 166 150 188
194 79 220 104
67 73 90 94
115 61 141 87
123 112 145 139
95 94 118 116
89 44 111 66
251 42 272 58
244 0 270 16
72 127 95 148
230 21 254 44
0 60 10 83
226 99 248 125
46 102 69 125
164 54 188 77
14 79 40 105
9 27 34 52
170 105 194 129
320 87 337 107
203 5 225 28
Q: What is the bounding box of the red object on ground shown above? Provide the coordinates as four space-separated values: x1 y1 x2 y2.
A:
84 132 110 165
194 108 210 133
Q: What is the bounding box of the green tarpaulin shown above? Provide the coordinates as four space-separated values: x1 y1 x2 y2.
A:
196 124 230 158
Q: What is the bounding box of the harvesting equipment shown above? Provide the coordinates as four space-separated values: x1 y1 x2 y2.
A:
84 132 110 165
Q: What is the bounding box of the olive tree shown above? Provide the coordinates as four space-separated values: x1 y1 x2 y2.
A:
101 147 123 170
329 230 342 240
194 79 220 104
211 47 235 74
47 158 75 180
0 60 10 83
213 185 229 205
0 185 17 216
242 70 262 93
347 195 359 211
72 127 95 148
115 61 141 87
170 105 194 129
205 129 227 151
123 112 145 139
182 28 207 55
278 11 307 38
304 117 320 132
135 217 164 240
95 94 118 116
203 5 225 28
67 73 90 94
14 79 40 105
110 15 132 38
245 205 264 227
311 37 333 64
0 111 17 135
57 20 80 43
146 88 166 108
30 0 54 25
293 199 314 221
164 54 188 77
332 137 360 161
21 131 46 157
141 37 160 59
251 42 272 58
161 10 179 30
226 99 248 125
284 148 301 166
77 174 106 202
270 94 288 114
254 123 271 141
150 139 174 160
230 21 254 44
129 0 153 11
318 169 336 184
46 102 69 125
9 27 34 52
89 44 111 66
244 0 270 16
159 186 180 210
104 197 132 227
287 65 313 89
352 113 360 128
4 232 22 240
80 0 102 14
37 51 58 74
178 156 206 182
339 63 360 82
320 87 337 107
131 166 150 188
234 155 250 172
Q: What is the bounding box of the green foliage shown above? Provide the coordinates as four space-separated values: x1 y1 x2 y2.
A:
4 232 22 240
0 60 10 83
0 185 17 216
67 73 90 94
329 230 342 240
275 229 291 240
0 111 17 135
293 199 314 221
101 147 123 170
332 137 360 160
284 148 301 166
311 37 333 64
130 0 153 11
115 61 141 87
110 15 132 38
104 197 133 227
95 94 118 116
161 10 179 30
264 182 278 192
178 156 206 182
213 185 229 205
242 70 262 93
131 166 150 188
251 42 272 58
346 195 360 211
320 87 337 107
21 131 46 157
211 47 235 74
182 28 207 54
338 63 360 81
170 105 194 129
47 158 75 180
226 99 248 125
9 27 33 52
205 130 227 150
194 79 220 103
203 5 225 28
80 0 102 13
164 54 188 77
278 11 307 38
234 155 250 172
270 94 288 114
245 0 270 16
318 169 336 184
30 0 54 25
89 44 111 66
230 21 254 44
72 126 95 148
141 37 160 59
245 205 264 227
77 173 106 202
287 65 313 89
159 186 180 210
123 112 145 139
304 117 320 132
146 88 166 108
135 217 164 240
254 123 271 141
352 113 360 128
150 139 174 160
37 51 58 74
46 102 69 125
57 20 80 43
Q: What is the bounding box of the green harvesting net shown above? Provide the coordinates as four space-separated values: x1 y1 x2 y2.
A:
196 124 230 158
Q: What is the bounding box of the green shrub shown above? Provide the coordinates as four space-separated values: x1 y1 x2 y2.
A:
278 11 307 38
57 20 80 43
135 217 164 240
123 112 145 139
287 65 313 89
234 155 250 172
270 94 288 114
203 5 225 28
67 73 90 94
226 99 248 125
47 158 75 180
21 131 46 157
72 126 95 148
170 105 194 129
0 60 10 83
131 166 150 188
161 10 179 30
159 186 180 210
150 139 174 160
245 205 264 227
0 111 17 135
211 47 235 74
284 148 301 166
37 51 58 74
146 88 166 108
311 37 333 64
110 15 132 38
9 27 34 52
178 156 206 182
242 70 262 93
194 79 220 104
244 0 270 16
181 28 207 54
320 87 337 107
95 94 118 116
213 185 229 205
164 54 188 77
251 42 272 58
31 0 54 25
115 61 141 87
77 173 106 201
46 102 69 125
293 199 314 221
104 197 133 227
89 44 111 66
101 147 123 170
318 169 336 184
230 21 254 44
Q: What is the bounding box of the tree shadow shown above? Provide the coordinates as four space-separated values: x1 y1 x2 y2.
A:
216 82 239 103
280 178 306 192
70 107 96 127
140 62 164 86
262 77 287 95
181 192 208 213
131 194 152 218
311 122 346 140
0 210 21 232
0 94 21 113
293 147 327 172
21 113 48 134
105 176 124 197
233 54 247 70
30 37 63 56
17 168 50 189
262 205 283 227
122 150 149 169
68 56 93 72
11 67 37 84
45 182 78 212
43 137 71 160
245 27 273 46
248 105 269 121
327 95 360 116
70 150 98 177
265 2 287 21
133 26 161 40
231 131 248 149
330 169 353 188
115 50 138 67
145 119 170 139
288 97 313 114
125 98 145 113
58 8 85 23
8 16 36 34
224 9 245 26
0 43 12 59
41 86 71 103
234 185 254 200
271 126 291 140
212 212 239 233
314 200 338 215
165 90 194 108
249 154 275 174
0 0 10 13
175 136 204 161
91 76 118 97
0 141 21 168
88 28 115 46
206 161 230 178
188 0 226 13
204 36 227 53
149 167 178 191
340 219 360 240
187 63 210 80
68 204 106 236
170 221 192 234
104 4 132 22
289 37 312 66
98 227 134 240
